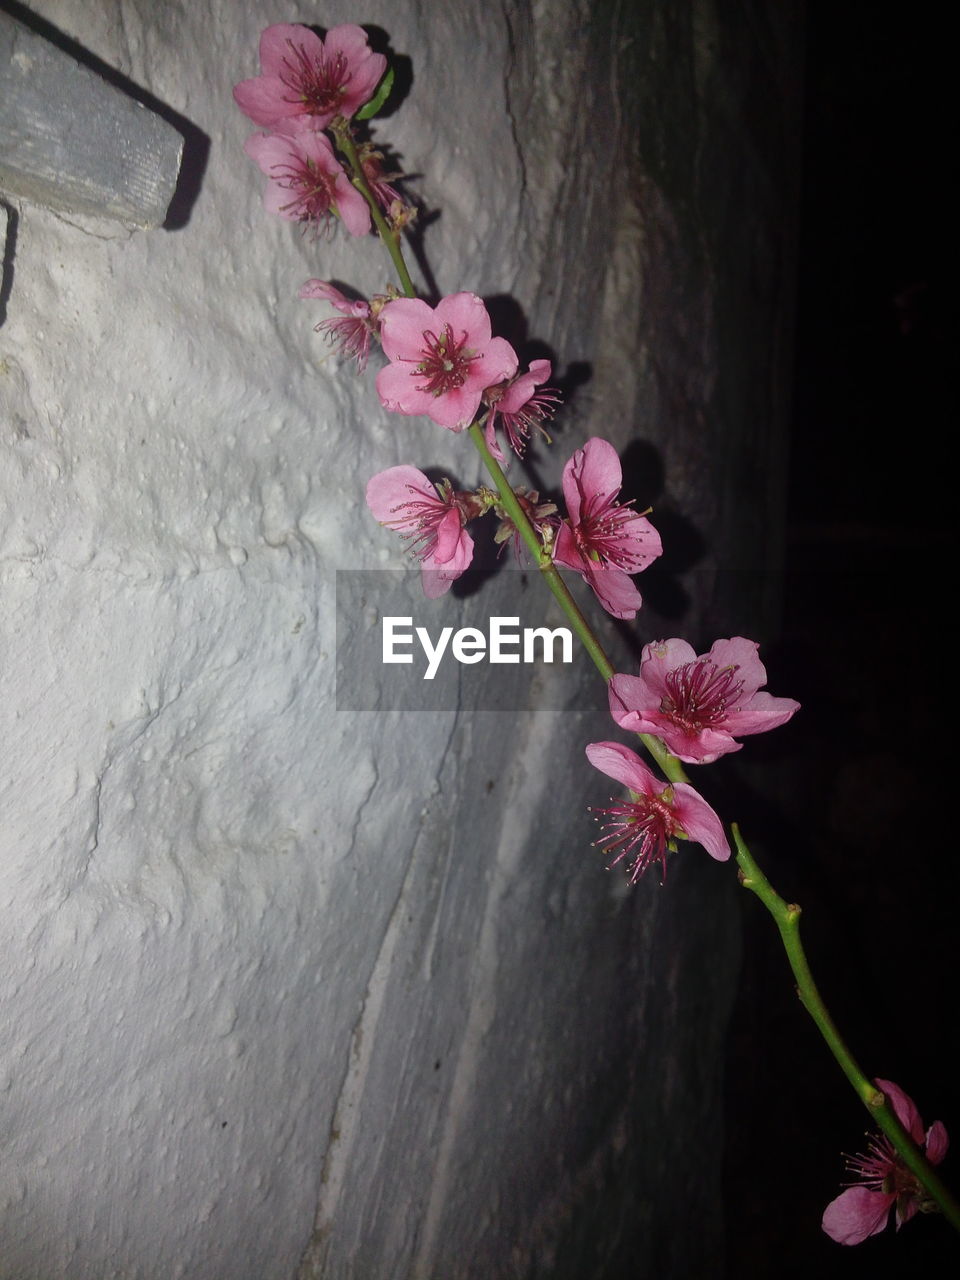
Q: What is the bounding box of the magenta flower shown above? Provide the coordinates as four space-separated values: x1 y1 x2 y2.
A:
552 438 662 620
483 359 561 461
586 741 729 882
299 280 375 372
234 23 387 133
366 466 476 599
244 129 370 236
609 637 800 764
376 294 518 430
823 1080 949 1245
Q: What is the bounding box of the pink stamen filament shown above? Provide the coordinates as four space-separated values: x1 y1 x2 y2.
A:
660 659 745 732
271 160 335 222
590 795 677 883
574 490 647 571
280 42 350 115
413 325 478 397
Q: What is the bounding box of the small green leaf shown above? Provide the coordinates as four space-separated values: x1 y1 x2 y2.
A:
356 66 395 120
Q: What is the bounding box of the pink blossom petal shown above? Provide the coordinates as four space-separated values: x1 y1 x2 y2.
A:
721 690 801 737
335 181 373 237
433 292 493 347
562 438 622 522
670 784 730 859
608 671 661 727
584 742 659 797
433 506 465 563
378 298 438 360
365 466 433 527
703 637 769 697
822 1187 894 1245
233 77 301 128
876 1079 926 1145
926 1120 949 1165
421 530 473 597
258 23 324 77
584 565 643 620
641 638 700 685
499 359 552 413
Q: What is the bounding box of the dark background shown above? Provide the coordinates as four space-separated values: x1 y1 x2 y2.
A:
724 3 956 1276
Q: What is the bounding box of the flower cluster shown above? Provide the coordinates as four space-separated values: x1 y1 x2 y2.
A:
235 23 392 237
822 1081 949 1245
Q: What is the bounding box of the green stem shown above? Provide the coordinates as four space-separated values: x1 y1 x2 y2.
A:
732 823 960 1231
333 122 416 298
465 422 615 681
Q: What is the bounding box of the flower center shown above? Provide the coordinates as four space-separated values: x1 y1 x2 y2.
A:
281 43 350 117
385 484 458 564
414 325 478 397
574 491 646 571
590 793 677 883
272 158 335 223
659 659 744 733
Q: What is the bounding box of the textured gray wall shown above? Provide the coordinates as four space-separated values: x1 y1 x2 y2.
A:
0 1 800 1276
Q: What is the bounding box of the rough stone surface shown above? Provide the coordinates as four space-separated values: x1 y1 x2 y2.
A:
0 2 800 1277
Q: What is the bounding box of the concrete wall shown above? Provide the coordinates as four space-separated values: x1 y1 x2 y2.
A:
0 1 800 1276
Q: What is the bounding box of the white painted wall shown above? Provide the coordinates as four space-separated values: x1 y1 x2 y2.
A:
1 2 799 1276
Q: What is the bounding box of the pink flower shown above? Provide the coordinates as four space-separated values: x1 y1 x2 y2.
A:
823 1080 949 1245
586 741 729 882
366 466 476 599
553 438 662 620
299 280 375 371
376 294 518 430
483 359 561 460
609 637 800 764
234 23 387 133
244 130 370 236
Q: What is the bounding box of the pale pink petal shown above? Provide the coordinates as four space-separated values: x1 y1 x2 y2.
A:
375 363 433 417
641 638 702 685
243 131 295 173
323 24 387 115
476 336 520 389
616 513 663 571
925 1120 949 1164
551 523 585 572
378 298 438 360
258 23 323 77
704 636 769 697
233 77 301 128
585 565 642 620
564 438 623 516
671 784 730 859
584 742 659 797
365 466 434 527
663 726 744 765
876 1080 925 1145
822 1187 894 1245
433 506 465 563
421 531 473 597
421 383 482 430
608 671 662 728
433 292 492 347
499 359 552 413
334 181 372 237
721 690 801 737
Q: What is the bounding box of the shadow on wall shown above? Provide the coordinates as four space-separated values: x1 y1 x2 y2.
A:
0 0 209 229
